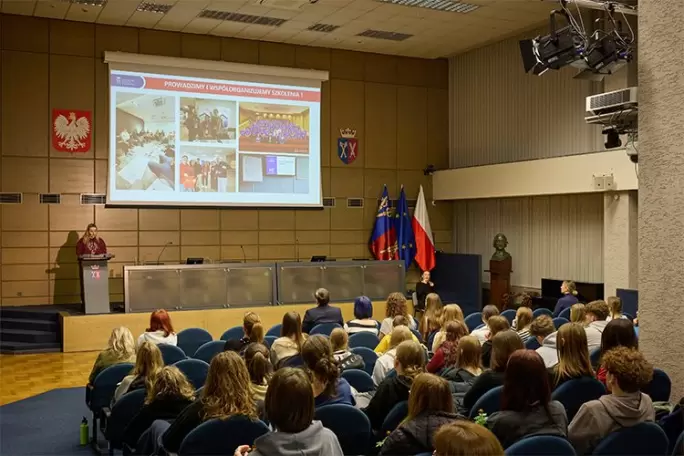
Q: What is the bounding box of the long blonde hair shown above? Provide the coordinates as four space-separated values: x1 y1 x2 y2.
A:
570 303 586 324
132 341 163 378
420 293 443 337
515 307 533 330
385 292 409 319
389 326 414 350
202 351 257 420
105 327 135 361
146 365 195 405
81 223 98 241
395 340 426 379
243 311 265 344
455 335 482 372
407 373 453 421
555 323 594 384
439 304 465 328
607 296 623 320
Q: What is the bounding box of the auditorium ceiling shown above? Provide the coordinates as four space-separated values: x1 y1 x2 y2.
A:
0 0 554 58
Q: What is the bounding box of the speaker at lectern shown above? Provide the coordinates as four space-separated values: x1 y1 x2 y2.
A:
78 254 114 314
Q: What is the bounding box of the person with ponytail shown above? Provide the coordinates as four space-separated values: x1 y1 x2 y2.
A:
224 311 265 355
363 340 426 431
553 280 579 317
301 335 354 408
244 343 273 402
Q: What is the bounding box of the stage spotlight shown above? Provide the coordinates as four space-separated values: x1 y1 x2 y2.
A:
603 128 622 149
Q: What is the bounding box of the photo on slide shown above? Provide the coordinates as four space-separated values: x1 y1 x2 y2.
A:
114 93 176 191
179 145 236 193
239 103 310 154
239 153 309 194
180 97 237 144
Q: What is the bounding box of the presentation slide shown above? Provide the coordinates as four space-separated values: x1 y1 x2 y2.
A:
108 69 321 207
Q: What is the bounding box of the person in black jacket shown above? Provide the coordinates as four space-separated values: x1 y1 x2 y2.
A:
380 373 464 455
159 351 257 454
302 288 344 334
463 330 523 415
414 270 435 312
363 340 426 431
123 365 195 449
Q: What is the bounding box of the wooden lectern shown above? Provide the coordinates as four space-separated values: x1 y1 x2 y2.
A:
79 254 113 314
488 257 512 311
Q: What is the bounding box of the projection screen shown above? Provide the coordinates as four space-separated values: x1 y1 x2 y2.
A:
104 52 328 207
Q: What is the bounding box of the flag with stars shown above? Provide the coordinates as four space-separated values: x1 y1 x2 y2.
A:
394 186 415 270
369 185 398 261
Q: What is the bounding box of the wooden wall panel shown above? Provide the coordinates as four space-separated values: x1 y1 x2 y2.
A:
0 14 450 306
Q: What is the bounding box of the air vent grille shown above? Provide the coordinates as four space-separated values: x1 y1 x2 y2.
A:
137 2 174 13
70 0 107 6
322 197 336 207
80 194 106 205
357 29 413 41
0 192 22 204
375 0 479 13
198 9 287 26
347 198 364 208
40 194 61 204
589 88 633 110
307 23 339 33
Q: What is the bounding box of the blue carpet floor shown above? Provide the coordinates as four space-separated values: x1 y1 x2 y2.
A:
0 387 94 455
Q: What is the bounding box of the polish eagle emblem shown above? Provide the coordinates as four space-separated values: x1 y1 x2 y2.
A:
53 111 91 152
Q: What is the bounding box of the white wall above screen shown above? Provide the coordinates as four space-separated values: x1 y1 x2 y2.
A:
105 52 328 208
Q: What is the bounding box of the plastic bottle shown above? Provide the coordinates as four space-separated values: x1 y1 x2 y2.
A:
80 417 89 446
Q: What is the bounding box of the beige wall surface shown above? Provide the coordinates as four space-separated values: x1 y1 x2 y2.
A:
449 28 604 169
0 14 452 306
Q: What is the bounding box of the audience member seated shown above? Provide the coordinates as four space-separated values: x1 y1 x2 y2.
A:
481 316 510 368
419 293 444 341
159 351 257 454
606 296 629 322
330 328 353 362
415 270 435 313
138 309 177 348
570 303 587 323
427 320 468 374
302 288 344 334
596 319 638 387
441 335 483 384
375 315 420 354
123 365 195 450
471 305 501 344
344 296 379 335
549 323 595 389
88 326 136 384
114 341 163 402
584 300 610 351
233 368 344 456
224 311 265 354
433 421 504 456
463 330 523 414
374 326 414 385
364 340 426 431
553 280 579 317
514 307 533 343
301 335 354 407
244 343 272 402
380 373 463 455
270 311 306 366
529 315 558 368
432 304 466 352
568 347 655 455
380 292 417 338
487 350 568 448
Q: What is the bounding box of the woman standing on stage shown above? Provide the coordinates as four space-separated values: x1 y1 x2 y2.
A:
76 223 107 256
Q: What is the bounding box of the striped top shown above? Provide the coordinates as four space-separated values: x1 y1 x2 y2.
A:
345 319 379 336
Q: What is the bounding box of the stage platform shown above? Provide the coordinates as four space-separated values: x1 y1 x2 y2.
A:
60 301 389 353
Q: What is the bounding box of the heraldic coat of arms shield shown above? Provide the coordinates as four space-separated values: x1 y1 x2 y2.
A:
52 109 92 153
337 128 358 165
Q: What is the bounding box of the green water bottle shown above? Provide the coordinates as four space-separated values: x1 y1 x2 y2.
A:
80 417 89 446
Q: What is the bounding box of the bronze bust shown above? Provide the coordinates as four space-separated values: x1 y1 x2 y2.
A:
491 233 511 261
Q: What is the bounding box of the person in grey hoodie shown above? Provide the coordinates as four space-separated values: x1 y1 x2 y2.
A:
234 368 343 456
529 315 559 368
584 300 610 352
568 346 655 455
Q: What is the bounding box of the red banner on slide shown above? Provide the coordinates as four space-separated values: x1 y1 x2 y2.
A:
143 77 321 102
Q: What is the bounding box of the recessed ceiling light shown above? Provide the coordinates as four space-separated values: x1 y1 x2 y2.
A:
376 0 480 13
70 0 107 6
137 2 174 14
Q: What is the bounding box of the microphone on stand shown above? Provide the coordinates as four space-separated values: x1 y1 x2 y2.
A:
240 245 246 263
157 241 172 265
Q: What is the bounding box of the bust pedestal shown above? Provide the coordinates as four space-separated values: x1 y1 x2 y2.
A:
488 257 512 311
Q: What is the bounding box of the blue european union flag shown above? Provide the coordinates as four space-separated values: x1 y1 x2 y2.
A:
395 187 415 269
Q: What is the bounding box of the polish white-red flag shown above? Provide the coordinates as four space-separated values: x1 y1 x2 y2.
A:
412 185 436 271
